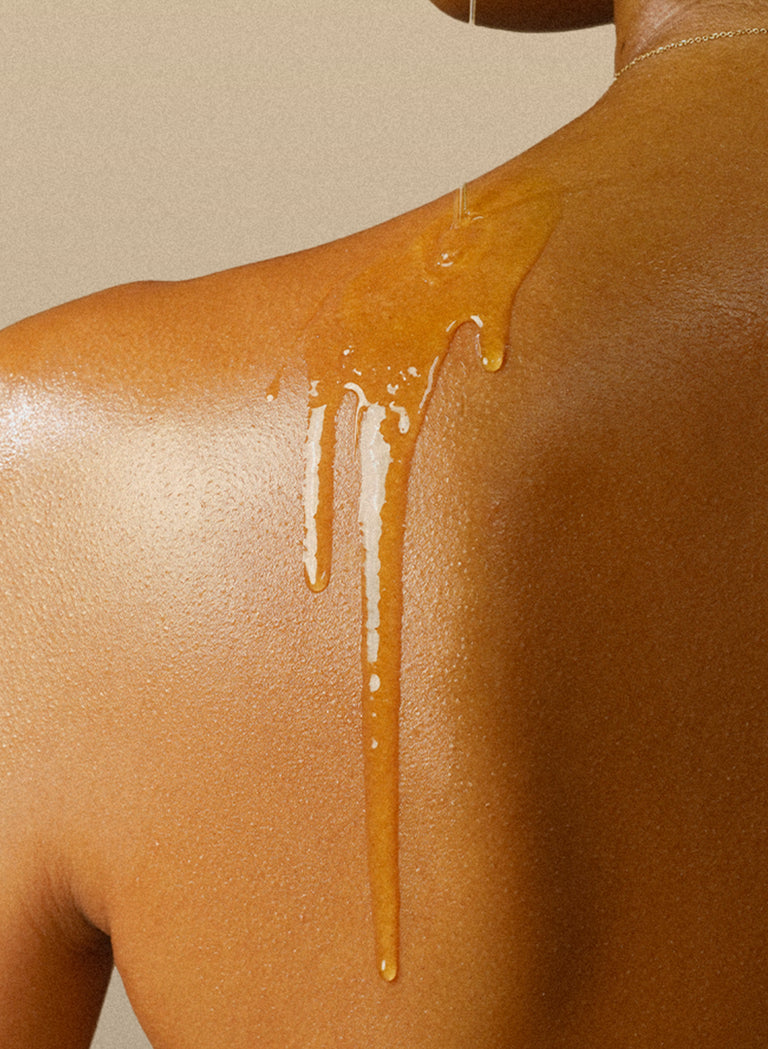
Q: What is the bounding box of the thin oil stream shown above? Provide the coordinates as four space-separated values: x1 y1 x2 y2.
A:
298 173 560 980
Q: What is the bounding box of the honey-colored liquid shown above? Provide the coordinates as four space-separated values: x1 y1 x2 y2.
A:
296 173 560 980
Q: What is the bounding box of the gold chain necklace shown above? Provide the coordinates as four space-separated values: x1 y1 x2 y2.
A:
614 26 768 80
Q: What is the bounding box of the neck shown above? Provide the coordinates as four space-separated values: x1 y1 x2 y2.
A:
613 0 768 74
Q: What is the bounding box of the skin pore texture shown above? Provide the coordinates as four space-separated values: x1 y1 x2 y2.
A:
3 0 768 1046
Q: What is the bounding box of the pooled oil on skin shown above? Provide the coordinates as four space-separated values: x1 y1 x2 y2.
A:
295 173 560 981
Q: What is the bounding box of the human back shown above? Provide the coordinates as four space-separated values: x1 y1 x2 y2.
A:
2 1 768 1046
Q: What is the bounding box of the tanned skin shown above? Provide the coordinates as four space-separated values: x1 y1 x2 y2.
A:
2 0 768 1045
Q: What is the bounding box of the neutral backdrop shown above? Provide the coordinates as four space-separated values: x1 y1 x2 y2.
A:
1 2 614 1045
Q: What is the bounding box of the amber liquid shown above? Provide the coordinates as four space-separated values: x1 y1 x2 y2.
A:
297 172 560 980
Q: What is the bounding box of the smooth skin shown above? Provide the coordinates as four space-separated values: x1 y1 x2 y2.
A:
3 0 768 1045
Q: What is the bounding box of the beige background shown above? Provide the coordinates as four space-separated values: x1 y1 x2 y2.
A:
1 2 613 1044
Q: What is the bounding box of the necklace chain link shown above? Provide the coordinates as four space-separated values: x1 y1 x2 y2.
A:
614 26 768 81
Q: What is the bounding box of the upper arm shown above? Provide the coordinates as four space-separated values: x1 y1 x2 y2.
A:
0 555 114 1049
0 333 113 1048
0 850 113 1049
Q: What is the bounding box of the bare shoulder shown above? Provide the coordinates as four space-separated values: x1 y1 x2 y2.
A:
0 255 333 1044
0 312 120 1044
0 152 568 1045
3 92 768 1043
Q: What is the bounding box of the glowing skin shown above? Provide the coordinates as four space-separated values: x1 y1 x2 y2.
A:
7 10 768 1034
299 172 560 979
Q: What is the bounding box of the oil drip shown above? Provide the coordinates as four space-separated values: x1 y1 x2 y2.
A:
297 173 560 980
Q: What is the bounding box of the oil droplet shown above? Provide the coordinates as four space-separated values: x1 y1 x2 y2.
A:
266 369 282 402
297 172 561 979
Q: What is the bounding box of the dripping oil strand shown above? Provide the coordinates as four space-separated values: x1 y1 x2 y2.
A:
296 172 562 981
453 182 470 229
303 392 336 592
303 403 326 589
356 399 402 982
